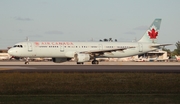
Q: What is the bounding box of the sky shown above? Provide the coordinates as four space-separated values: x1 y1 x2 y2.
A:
0 0 180 51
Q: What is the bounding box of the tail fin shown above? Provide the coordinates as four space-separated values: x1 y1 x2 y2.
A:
138 18 161 43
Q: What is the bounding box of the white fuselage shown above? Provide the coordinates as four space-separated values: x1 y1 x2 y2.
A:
8 41 158 58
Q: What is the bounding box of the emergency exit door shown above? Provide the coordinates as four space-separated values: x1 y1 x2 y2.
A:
60 45 64 52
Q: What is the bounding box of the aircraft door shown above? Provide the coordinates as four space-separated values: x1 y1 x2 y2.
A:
60 45 64 52
27 42 33 52
138 43 143 52
99 44 103 50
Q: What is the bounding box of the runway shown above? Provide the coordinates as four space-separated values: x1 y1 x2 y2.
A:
0 61 180 73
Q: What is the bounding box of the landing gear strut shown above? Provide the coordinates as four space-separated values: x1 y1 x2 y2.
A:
92 60 99 64
25 57 29 64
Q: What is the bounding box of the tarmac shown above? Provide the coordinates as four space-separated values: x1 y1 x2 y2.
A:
0 61 180 65
0 61 180 73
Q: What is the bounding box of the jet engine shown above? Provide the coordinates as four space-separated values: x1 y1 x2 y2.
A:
74 53 90 62
52 58 71 63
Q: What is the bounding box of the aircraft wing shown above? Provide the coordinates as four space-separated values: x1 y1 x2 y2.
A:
80 46 135 54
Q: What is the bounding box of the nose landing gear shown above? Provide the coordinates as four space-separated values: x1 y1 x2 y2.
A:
25 57 29 64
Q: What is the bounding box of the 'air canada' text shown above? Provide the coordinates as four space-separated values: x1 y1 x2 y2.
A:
34 42 74 45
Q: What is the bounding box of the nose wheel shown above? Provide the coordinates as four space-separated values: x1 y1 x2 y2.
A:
25 61 29 64
25 57 29 64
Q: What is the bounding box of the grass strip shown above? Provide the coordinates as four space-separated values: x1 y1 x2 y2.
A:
0 94 180 104
0 73 179 103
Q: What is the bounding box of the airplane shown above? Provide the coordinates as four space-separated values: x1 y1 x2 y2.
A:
175 55 180 61
0 53 11 60
8 18 171 64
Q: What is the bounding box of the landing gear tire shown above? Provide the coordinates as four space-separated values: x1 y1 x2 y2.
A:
77 62 84 64
92 60 99 64
25 61 29 64
24 57 29 64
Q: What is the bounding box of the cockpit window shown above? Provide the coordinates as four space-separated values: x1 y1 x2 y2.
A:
13 45 23 48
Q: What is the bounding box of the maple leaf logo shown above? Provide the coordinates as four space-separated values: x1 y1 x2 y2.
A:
148 28 158 39
34 42 39 46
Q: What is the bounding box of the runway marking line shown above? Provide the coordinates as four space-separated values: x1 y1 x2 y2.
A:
0 66 37 70
0 68 11 70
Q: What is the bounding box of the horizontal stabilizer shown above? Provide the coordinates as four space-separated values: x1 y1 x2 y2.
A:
151 44 172 48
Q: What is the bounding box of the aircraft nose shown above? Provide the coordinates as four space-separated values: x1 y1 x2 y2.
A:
8 49 17 56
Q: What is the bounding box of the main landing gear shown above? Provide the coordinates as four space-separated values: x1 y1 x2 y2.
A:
77 62 84 64
76 60 99 65
92 59 99 64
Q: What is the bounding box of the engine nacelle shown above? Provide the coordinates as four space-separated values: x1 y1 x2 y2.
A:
52 58 71 63
75 53 90 62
